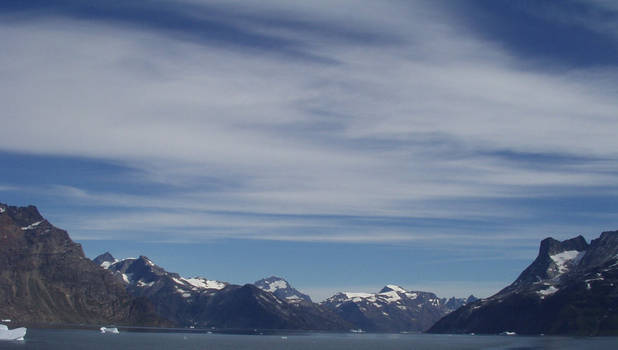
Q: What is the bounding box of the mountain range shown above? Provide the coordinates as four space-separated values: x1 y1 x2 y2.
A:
2 202 617 335
94 252 471 331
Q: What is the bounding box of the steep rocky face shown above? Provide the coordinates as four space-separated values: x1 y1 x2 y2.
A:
254 276 312 303
97 253 350 330
321 285 475 332
428 231 618 336
0 203 164 326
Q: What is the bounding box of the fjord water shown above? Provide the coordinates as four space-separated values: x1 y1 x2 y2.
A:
1 330 617 350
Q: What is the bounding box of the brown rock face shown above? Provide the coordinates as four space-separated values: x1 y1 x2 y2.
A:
0 203 164 327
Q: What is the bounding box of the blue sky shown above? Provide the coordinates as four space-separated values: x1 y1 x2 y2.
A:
2 0 618 301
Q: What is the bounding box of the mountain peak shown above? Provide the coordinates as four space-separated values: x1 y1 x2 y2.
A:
539 235 588 257
510 235 589 287
379 284 407 294
254 276 312 303
0 204 46 230
93 252 117 268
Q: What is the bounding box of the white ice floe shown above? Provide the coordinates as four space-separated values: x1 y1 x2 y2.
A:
100 327 119 334
500 331 516 336
0 324 26 341
21 221 43 230
550 250 584 274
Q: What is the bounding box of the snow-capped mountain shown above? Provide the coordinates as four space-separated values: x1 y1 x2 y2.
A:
96 252 227 297
254 276 312 303
94 253 348 330
429 231 618 336
321 284 475 332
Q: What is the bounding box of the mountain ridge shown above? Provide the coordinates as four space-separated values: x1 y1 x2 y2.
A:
428 231 618 336
0 203 165 327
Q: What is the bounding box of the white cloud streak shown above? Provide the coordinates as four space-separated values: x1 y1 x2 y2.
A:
1 1 617 243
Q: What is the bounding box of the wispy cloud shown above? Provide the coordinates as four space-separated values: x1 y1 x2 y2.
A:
1 1 617 247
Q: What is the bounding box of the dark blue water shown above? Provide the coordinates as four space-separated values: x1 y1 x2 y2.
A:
0 329 616 349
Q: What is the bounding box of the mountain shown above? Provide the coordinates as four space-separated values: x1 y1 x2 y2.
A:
321 284 476 332
254 276 312 303
96 253 349 330
428 231 618 336
0 203 164 326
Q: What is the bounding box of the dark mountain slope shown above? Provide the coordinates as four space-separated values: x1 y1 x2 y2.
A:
429 231 618 336
0 203 164 326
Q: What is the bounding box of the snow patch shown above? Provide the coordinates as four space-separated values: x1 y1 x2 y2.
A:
100 259 119 269
550 250 584 274
0 207 5 214
137 280 154 288
405 292 418 299
384 285 407 293
263 279 288 292
537 286 559 297
180 277 225 290
379 291 402 303
204 280 226 290
344 292 373 299
175 286 191 297
182 277 207 289
21 221 43 230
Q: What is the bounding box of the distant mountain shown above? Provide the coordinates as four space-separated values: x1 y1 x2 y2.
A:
96 253 349 330
429 231 618 336
254 276 312 303
0 203 164 326
321 284 476 332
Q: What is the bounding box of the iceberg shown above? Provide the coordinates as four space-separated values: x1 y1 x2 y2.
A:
100 327 119 334
0 324 26 341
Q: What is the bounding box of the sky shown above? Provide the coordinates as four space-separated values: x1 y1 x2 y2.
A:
1 0 618 301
